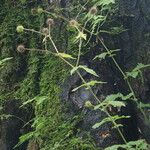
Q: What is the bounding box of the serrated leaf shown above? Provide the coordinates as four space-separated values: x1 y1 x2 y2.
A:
72 80 106 92
94 52 108 60
92 115 130 129
105 93 122 101
56 53 76 59
126 71 139 78
79 65 99 77
126 63 150 79
107 101 125 107
105 139 148 150
105 93 133 101
70 65 99 77
94 93 133 110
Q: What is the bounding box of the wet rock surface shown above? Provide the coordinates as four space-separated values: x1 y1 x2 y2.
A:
61 0 150 147
0 100 27 150
61 51 127 148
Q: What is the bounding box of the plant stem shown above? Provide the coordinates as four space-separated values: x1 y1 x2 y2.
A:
48 35 127 144
97 36 149 124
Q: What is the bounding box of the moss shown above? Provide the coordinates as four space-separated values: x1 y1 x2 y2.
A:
0 1 98 149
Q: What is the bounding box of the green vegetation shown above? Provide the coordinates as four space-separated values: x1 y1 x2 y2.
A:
0 0 150 150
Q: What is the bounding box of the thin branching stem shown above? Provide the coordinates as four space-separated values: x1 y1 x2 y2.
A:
97 36 149 124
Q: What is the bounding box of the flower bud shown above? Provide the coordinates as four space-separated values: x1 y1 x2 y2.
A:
84 101 93 108
16 25 24 33
17 45 26 53
89 6 98 15
69 19 78 27
37 8 44 14
31 8 37 15
46 18 54 26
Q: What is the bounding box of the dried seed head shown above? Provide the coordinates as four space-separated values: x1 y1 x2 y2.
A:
37 7 44 14
42 28 49 35
89 6 98 15
69 19 78 27
16 25 24 33
84 101 93 108
46 18 54 26
31 8 37 15
17 45 26 53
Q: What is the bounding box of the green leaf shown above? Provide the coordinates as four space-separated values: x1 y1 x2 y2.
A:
0 57 13 66
79 65 99 77
105 93 133 101
70 65 99 77
20 98 35 107
126 71 139 78
94 49 120 61
72 80 106 92
121 93 134 100
107 101 125 107
100 26 127 35
93 0 115 6
139 102 150 109
14 132 34 148
0 114 12 120
36 96 47 105
20 96 47 107
126 63 150 79
105 139 148 150
94 52 108 60
56 53 76 59
94 93 133 110
105 93 122 101
92 115 130 129
75 31 87 40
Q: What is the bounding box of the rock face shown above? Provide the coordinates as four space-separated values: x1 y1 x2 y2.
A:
0 100 27 150
118 0 150 143
62 0 150 148
62 51 124 148
0 0 149 149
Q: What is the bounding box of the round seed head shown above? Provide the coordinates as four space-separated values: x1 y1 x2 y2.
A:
46 18 54 26
89 6 98 15
84 101 93 108
31 8 37 15
42 28 49 35
69 19 78 27
16 25 24 33
37 8 44 14
17 45 26 53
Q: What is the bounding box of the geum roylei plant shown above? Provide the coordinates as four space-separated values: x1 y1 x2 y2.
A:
16 0 150 149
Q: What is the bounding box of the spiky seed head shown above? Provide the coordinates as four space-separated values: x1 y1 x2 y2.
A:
69 19 78 27
17 45 26 53
16 25 24 33
37 7 44 14
89 6 98 15
46 18 54 26
42 28 49 35
31 8 37 15
84 101 93 108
